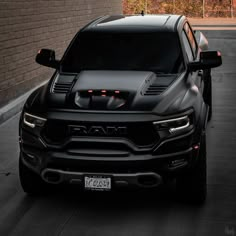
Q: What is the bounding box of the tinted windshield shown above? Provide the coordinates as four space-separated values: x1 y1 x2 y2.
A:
62 32 183 74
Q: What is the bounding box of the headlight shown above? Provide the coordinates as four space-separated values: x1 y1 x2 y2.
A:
23 113 47 128
153 115 191 134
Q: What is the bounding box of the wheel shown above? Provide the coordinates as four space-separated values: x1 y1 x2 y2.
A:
203 70 212 121
19 157 49 195
176 134 207 204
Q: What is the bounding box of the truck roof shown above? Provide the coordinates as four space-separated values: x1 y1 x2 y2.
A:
83 14 184 33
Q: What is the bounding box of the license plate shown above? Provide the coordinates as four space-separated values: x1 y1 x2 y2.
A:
84 176 111 191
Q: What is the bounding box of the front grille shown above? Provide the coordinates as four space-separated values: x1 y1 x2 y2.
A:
42 120 159 147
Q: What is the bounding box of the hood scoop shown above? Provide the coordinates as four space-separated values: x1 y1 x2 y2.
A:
69 71 179 111
142 74 177 96
75 90 128 110
72 70 155 110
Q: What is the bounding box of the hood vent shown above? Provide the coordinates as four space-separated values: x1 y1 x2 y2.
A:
53 82 73 93
144 84 168 96
143 75 177 96
52 74 75 94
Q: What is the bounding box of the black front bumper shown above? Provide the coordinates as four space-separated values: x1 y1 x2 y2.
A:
20 142 199 189
40 168 163 188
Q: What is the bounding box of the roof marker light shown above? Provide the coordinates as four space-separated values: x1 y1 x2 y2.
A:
101 90 107 93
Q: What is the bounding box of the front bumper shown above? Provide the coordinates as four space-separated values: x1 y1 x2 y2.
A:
41 168 162 188
20 143 199 189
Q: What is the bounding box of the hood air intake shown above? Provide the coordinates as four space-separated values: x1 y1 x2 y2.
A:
143 74 177 96
144 84 168 95
52 74 75 94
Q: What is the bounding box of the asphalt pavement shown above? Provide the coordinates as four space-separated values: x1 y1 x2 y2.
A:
0 29 236 236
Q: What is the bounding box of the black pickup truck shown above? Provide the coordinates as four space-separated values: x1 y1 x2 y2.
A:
19 14 222 203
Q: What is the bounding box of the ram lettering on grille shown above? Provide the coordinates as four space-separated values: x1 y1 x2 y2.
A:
69 125 128 136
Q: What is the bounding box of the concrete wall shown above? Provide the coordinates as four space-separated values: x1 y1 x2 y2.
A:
0 0 122 107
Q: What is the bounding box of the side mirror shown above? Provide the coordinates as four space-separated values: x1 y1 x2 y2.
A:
35 49 59 69
188 51 222 71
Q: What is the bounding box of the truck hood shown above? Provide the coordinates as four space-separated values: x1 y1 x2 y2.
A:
50 70 181 111
29 70 199 115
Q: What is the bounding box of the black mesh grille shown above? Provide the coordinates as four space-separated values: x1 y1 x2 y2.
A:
42 121 68 143
42 120 159 147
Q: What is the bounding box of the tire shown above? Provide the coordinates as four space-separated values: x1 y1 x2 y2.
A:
176 135 207 204
19 157 49 195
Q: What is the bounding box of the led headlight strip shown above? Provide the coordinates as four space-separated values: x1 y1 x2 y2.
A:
23 113 47 128
153 115 190 134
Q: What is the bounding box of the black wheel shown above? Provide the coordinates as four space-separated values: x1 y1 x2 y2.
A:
19 157 49 195
176 135 207 204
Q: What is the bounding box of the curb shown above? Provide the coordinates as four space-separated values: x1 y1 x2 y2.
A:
0 81 48 125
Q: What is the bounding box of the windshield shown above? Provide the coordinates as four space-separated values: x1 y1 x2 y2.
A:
61 32 183 74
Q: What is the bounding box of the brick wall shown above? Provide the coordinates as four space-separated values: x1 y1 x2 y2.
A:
0 0 122 107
